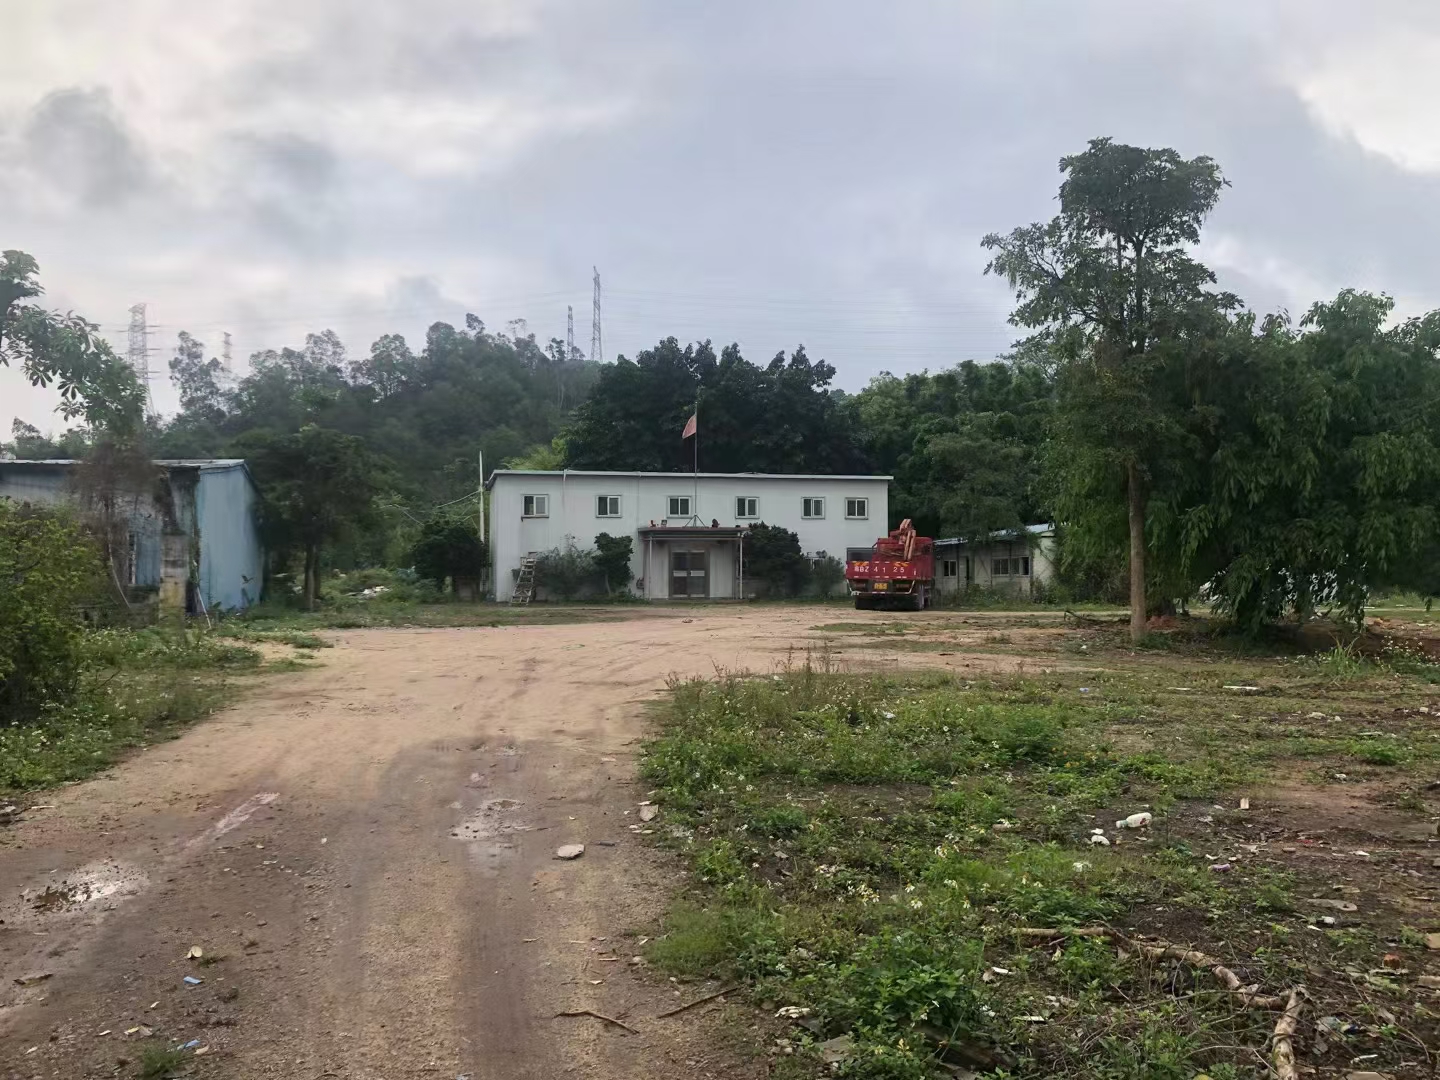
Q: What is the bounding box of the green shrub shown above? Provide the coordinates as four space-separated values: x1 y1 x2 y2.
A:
0 502 105 724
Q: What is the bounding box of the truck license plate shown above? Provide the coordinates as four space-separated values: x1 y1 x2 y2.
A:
874 582 888 591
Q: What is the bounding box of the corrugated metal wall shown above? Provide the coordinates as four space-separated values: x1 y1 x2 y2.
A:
195 466 264 611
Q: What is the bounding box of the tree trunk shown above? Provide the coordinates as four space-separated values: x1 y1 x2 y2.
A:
303 544 318 612
1127 462 1146 643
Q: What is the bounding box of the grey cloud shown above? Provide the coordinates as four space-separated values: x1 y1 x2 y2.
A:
19 87 153 208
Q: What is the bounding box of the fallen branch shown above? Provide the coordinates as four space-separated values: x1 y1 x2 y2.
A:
1271 988 1302 1080
1016 927 1303 1076
655 984 743 1019
554 1008 640 1035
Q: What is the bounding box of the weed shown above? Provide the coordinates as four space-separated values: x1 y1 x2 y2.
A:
137 1042 188 1079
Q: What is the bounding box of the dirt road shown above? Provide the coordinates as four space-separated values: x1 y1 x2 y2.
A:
0 606 957 1079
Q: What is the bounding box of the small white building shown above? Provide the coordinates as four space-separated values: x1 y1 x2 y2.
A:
934 524 1058 598
485 470 891 601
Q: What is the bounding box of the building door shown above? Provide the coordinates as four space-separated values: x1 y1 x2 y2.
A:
670 549 708 598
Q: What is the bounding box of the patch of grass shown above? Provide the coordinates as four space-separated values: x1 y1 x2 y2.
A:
642 652 1438 1078
1 627 266 796
234 599 624 631
137 1042 189 1079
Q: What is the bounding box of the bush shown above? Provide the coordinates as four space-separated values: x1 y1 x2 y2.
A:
0 503 105 724
594 532 634 595
533 543 596 601
410 514 487 595
810 554 845 598
744 522 809 597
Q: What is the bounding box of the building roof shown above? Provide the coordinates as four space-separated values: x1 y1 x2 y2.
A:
0 458 247 469
487 468 892 487
935 523 1054 545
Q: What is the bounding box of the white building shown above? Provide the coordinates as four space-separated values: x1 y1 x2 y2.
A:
485 470 891 601
934 524 1058 598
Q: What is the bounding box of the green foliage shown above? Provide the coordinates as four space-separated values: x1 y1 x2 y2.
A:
0 503 104 724
984 138 1234 638
563 338 866 473
410 514 487 594
533 543 596 601
235 424 388 608
743 522 809 598
810 554 846 598
593 532 634 595
0 250 147 434
137 1041 190 1079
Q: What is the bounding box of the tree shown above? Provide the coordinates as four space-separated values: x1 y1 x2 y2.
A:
0 502 104 724
743 523 809 598
983 138 1232 641
169 332 228 423
235 425 387 608
594 532 634 595
0 250 146 434
563 338 867 474
410 514 487 597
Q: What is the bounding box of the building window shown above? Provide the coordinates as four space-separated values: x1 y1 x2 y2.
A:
668 496 691 518
993 556 1031 577
596 495 621 517
845 497 868 519
941 559 958 578
523 494 549 518
735 496 758 519
802 497 825 519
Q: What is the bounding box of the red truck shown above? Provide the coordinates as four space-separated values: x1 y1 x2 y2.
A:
845 519 935 610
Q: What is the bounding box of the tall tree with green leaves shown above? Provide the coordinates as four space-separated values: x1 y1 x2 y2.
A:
983 138 1232 640
0 250 146 435
234 424 388 609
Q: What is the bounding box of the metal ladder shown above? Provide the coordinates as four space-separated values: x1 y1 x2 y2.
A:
511 554 538 605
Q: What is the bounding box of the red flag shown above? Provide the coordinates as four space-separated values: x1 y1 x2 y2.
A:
682 412 697 439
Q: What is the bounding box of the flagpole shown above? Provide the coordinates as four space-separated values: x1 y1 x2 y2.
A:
692 397 698 522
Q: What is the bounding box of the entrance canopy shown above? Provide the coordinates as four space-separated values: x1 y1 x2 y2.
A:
638 525 749 539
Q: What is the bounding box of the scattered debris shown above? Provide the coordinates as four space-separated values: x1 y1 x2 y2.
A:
553 1009 639 1034
1115 812 1152 829
12 972 52 987
0 803 22 825
183 975 203 986
186 946 204 960
1015 925 1302 1079
639 804 659 823
656 984 743 1018
554 844 585 860
1239 797 1250 810
1426 933 1440 951
818 1034 854 1064
1089 834 1111 846
1303 898 1358 913
775 1005 811 1019
1209 862 1232 873
1418 975 1440 989
1222 685 1262 692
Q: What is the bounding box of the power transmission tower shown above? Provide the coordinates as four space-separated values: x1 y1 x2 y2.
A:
590 267 602 364
127 303 154 414
566 305 575 361
218 331 237 388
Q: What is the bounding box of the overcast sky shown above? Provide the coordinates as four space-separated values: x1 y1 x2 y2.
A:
4 0 1440 434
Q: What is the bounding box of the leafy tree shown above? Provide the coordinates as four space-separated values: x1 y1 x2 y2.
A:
235 424 387 609
983 138 1232 640
169 332 228 423
0 250 146 434
1182 293 1440 628
743 523 809 598
506 436 567 470
563 338 866 473
0 503 103 724
410 514 487 597
594 532 635 595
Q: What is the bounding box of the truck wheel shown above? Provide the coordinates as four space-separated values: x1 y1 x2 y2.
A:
855 595 873 611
